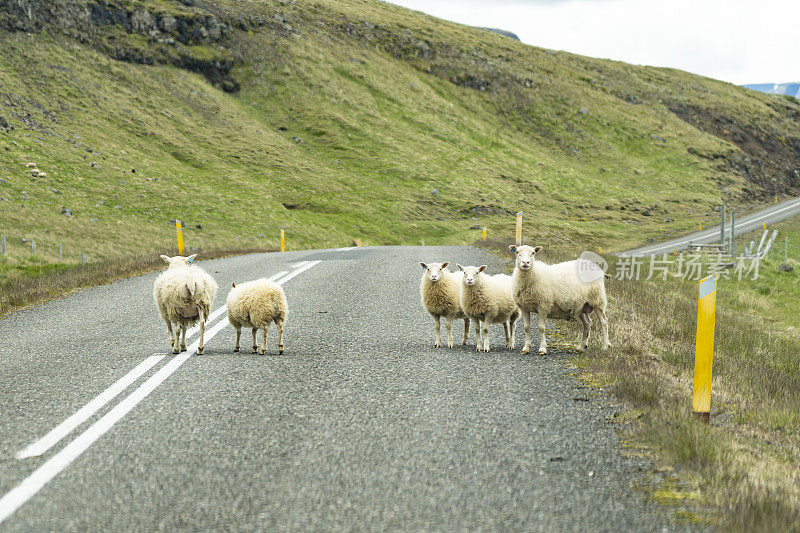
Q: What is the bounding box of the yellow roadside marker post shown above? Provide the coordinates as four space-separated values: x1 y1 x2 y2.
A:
175 220 184 255
775 195 778 204
482 227 487 241
599 246 602 254
763 222 767 230
692 274 718 422
699 223 702 231
515 211 522 246
280 228 285 252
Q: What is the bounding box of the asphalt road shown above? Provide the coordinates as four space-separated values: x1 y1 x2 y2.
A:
0 246 675 531
620 197 800 256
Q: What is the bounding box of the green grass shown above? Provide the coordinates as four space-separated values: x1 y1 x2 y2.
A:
2 0 798 290
508 229 800 530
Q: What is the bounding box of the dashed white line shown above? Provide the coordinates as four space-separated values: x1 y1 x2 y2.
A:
335 246 357 251
1 264 319 524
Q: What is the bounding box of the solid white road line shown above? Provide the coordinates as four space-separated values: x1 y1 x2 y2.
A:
274 260 321 284
16 355 165 460
184 270 288 339
0 261 321 525
335 246 357 251
16 270 292 462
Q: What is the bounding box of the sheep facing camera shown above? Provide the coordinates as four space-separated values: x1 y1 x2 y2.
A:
576 251 608 283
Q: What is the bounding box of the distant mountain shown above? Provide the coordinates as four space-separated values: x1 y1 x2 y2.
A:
745 83 800 98
478 27 520 40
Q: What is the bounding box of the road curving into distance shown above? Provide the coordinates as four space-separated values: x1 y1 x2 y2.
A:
620 197 800 256
0 246 674 530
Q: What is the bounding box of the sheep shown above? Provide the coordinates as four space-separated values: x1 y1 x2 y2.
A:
456 264 520 352
30 169 40 177
153 254 218 354
227 278 288 355
419 262 470 348
509 244 610 355
25 162 36 169
37 172 47 178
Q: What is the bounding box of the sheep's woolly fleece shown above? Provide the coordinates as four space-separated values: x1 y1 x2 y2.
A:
153 265 218 326
458 269 518 323
419 263 466 320
227 278 288 329
512 259 605 319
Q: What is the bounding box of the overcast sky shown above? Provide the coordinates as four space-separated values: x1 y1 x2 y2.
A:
387 0 798 85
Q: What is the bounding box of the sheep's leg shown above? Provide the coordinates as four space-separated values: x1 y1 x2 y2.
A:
462 318 470 345
433 315 441 347
595 308 611 350
251 328 258 353
503 321 510 349
537 311 548 355
180 324 187 352
166 320 175 350
474 317 483 351
171 322 181 354
197 308 206 355
578 312 590 352
521 309 531 355
445 317 454 348
259 323 269 355
234 326 241 352
276 318 284 354
482 313 492 352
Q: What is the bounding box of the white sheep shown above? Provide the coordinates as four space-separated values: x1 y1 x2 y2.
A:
25 162 36 169
456 264 520 352
153 254 218 354
227 278 288 355
37 172 47 178
30 169 40 177
419 261 470 348
509 245 610 355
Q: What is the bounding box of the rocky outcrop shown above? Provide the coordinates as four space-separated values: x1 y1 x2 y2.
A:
478 27 520 41
0 0 239 91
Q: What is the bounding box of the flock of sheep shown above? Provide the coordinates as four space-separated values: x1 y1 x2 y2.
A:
153 254 287 355
151 244 611 356
420 245 611 354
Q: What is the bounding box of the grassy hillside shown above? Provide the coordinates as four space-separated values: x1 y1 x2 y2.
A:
1 0 799 296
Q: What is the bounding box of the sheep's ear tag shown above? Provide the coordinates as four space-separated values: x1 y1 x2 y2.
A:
187 257 194 264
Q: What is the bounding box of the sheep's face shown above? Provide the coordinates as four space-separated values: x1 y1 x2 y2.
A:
160 254 198 269
420 262 449 282
509 245 541 271
456 264 487 286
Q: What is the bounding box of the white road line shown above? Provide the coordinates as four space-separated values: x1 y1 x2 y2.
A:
16 355 165 460
185 271 288 339
287 261 309 268
15 270 290 462
274 260 321 284
335 246 357 251
623 199 800 256
0 261 322 525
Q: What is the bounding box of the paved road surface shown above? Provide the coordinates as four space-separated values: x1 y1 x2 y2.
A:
0 246 675 531
621 197 800 256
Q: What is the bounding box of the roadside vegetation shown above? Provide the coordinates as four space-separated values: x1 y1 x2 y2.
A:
486 216 800 530
3 0 800 316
